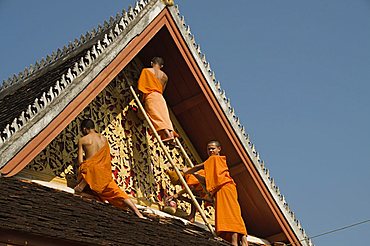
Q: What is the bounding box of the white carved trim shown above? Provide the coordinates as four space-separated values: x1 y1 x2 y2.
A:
0 0 160 162
0 0 151 93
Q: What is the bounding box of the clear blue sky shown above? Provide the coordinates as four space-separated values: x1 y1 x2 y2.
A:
1 1 370 245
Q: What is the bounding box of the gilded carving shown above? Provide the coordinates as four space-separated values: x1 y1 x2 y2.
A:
162 0 175 7
25 58 214 222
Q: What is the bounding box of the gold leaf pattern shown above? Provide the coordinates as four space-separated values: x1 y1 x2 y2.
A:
26 58 215 221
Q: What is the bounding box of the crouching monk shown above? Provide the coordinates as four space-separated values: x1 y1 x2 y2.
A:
184 141 248 246
74 119 144 218
169 169 213 222
137 57 176 145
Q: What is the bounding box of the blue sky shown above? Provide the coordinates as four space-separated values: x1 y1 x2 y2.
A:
1 1 370 245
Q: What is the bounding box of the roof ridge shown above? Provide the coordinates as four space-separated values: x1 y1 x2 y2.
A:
0 0 151 95
0 0 152 146
169 4 313 246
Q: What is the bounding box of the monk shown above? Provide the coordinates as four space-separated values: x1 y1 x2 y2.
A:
74 119 144 218
170 169 213 222
184 141 248 246
137 57 176 146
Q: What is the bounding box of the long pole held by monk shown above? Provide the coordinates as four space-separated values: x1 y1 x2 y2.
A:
128 84 217 237
174 137 212 200
175 138 195 168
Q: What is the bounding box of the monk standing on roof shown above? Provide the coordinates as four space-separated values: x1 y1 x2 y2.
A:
137 57 176 146
74 119 144 218
184 140 248 246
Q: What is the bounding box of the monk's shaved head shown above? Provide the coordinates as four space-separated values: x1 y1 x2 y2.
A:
207 140 222 156
151 57 164 66
208 140 221 147
81 119 95 130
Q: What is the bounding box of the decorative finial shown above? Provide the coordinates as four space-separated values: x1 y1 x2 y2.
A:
162 0 174 6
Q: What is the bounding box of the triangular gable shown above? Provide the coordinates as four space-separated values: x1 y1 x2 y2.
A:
0 1 313 245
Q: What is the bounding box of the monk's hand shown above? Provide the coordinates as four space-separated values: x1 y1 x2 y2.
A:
166 195 176 201
74 180 86 193
74 185 83 193
183 167 189 174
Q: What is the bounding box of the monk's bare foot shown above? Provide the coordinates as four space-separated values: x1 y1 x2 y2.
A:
231 233 238 246
133 209 146 219
162 138 178 150
162 137 174 143
133 209 145 218
74 179 87 193
124 198 146 219
138 214 147 219
162 129 173 140
241 235 249 246
165 139 180 150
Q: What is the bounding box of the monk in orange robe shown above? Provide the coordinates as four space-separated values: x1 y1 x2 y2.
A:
74 119 144 218
184 141 248 246
137 57 176 146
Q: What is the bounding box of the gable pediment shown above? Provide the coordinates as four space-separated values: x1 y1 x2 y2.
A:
0 1 313 245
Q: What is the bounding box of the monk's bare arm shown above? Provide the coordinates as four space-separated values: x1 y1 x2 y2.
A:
173 188 187 199
74 179 87 193
162 73 168 90
184 163 204 175
77 139 84 165
75 138 88 193
193 173 205 185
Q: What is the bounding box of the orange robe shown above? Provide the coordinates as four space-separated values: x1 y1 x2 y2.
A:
137 68 174 132
79 143 129 208
204 155 247 236
185 169 207 197
185 169 212 207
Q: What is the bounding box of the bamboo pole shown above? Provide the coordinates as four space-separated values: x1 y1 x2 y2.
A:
175 137 213 202
175 138 194 168
128 85 216 237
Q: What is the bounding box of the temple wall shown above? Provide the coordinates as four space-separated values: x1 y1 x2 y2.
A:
18 57 215 222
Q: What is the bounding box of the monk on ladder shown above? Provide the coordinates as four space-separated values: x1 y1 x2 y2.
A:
130 59 217 236
137 57 177 147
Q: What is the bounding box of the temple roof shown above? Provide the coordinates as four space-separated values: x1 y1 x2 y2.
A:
0 1 313 245
0 177 231 246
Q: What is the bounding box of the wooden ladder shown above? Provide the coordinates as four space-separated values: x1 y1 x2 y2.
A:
128 84 216 237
